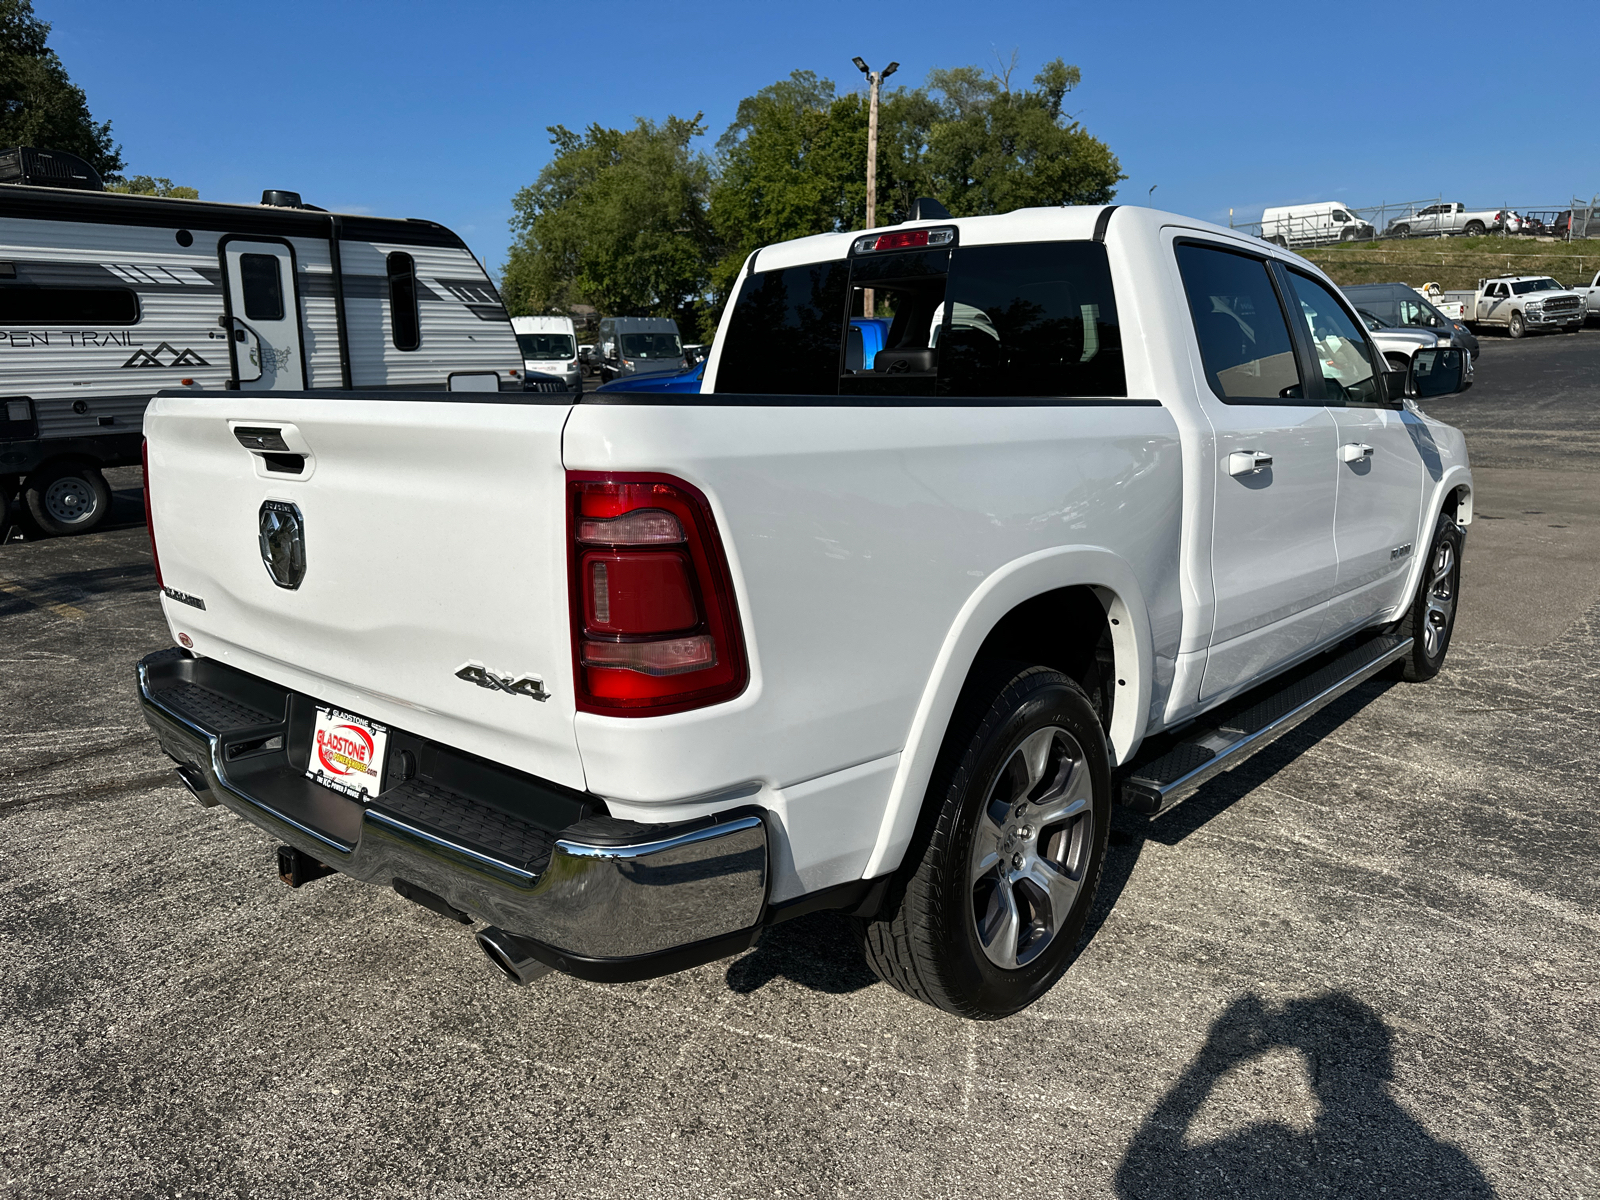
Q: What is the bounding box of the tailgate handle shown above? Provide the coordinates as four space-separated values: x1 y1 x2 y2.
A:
234 426 289 452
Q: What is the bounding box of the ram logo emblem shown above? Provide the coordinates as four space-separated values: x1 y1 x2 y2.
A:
454 662 550 702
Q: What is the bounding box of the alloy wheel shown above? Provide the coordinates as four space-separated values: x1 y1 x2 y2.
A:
967 725 1095 970
1423 539 1457 658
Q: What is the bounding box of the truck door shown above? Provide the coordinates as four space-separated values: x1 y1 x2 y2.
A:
219 238 305 390
1281 269 1425 636
1172 239 1339 702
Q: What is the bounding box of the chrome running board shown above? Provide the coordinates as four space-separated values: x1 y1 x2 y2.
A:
1119 633 1412 814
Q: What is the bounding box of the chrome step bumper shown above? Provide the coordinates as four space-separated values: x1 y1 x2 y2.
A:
1120 633 1412 814
135 649 768 981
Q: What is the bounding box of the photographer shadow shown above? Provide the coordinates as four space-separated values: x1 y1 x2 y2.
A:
1115 991 1496 1199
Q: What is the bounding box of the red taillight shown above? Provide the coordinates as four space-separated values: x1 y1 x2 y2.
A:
141 438 163 590
874 229 930 252
568 472 747 715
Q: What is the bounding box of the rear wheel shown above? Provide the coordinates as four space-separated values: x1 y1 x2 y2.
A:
1508 312 1526 338
1397 511 1463 682
24 462 111 536
1464 220 1486 236
856 664 1111 1019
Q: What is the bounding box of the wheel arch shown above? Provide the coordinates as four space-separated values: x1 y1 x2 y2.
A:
861 546 1153 879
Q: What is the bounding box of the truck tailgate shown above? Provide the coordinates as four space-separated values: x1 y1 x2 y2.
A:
144 394 584 790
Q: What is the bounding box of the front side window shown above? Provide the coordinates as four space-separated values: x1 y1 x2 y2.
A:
0 286 139 323
715 260 848 395
517 333 575 360
1175 242 1304 403
936 241 1125 398
620 332 682 359
1285 271 1381 407
239 254 283 321
386 251 420 351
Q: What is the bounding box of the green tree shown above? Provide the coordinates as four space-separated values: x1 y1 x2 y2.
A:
502 115 713 338
708 71 868 300
913 57 1125 216
0 0 121 176
106 174 198 199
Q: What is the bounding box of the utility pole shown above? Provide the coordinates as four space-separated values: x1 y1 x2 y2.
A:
853 56 898 318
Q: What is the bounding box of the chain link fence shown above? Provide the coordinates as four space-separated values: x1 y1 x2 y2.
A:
1228 196 1597 247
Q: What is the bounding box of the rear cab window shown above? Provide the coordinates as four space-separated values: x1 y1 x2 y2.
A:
713 233 1126 399
1174 242 1304 403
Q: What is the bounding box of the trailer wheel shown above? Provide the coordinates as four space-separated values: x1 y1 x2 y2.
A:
24 462 111 536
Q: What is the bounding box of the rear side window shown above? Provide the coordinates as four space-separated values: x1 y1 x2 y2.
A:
0 286 139 323
937 241 1125 398
1175 243 1304 404
239 254 283 321
386 251 420 351
715 260 848 394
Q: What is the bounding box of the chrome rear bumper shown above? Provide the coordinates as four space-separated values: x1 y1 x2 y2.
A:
135 649 768 980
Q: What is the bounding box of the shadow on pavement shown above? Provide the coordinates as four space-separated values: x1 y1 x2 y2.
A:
1082 680 1394 952
726 911 878 995
1115 991 1496 1199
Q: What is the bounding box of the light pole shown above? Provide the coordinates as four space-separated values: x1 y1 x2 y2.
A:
853 56 898 318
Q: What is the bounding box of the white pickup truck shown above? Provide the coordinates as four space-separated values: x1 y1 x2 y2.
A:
1385 202 1505 238
1463 274 1586 336
1570 269 1600 323
135 205 1475 1019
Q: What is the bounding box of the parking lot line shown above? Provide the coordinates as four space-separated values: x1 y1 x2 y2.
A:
0 576 87 620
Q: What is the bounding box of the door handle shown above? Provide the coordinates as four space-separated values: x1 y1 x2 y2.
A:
1228 450 1273 476
1341 443 1375 463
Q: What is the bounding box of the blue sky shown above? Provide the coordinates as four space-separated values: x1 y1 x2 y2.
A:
41 0 1599 274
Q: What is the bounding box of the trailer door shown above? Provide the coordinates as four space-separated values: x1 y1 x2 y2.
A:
219 238 306 390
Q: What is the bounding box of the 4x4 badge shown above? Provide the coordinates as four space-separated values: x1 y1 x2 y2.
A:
454 662 550 702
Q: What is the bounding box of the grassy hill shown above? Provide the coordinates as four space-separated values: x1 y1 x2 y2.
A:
1301 236 1600 291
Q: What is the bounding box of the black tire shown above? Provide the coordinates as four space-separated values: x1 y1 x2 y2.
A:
1564 323 1581 334
1397 510 1463 682
1384 352 1412 372
1394 224 1411 238
23 461 111 536
1508 312 1526 339
856 663 1111 1019
1464 221 1485 236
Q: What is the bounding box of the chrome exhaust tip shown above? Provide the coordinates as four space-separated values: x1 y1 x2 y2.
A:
173 763 217 807
476 926 554 986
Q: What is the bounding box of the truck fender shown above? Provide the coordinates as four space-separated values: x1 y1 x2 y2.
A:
860 545 1153 880
1394 467 1472 617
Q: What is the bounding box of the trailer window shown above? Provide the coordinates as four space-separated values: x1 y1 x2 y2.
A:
0 286 139 324
935 241 1125 398
1175 242 1305 404
715 260 848 395
386 252 420 351
239 254 283 321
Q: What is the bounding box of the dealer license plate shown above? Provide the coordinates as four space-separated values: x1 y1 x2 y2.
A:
307 705 389 799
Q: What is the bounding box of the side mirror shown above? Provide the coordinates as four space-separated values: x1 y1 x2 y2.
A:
1409 347 1472 399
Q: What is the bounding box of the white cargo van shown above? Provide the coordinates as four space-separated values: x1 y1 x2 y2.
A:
510 315 580 392
1261 202 1374 248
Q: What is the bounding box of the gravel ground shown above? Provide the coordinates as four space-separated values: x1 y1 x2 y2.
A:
3 329 1597 1199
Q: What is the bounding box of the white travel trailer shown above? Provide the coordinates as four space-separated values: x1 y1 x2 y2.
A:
1260 202 1374 248
510 314 581 391
0 147 527 536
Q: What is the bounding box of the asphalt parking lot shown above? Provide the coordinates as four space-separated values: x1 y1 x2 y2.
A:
3 332 1598 1198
